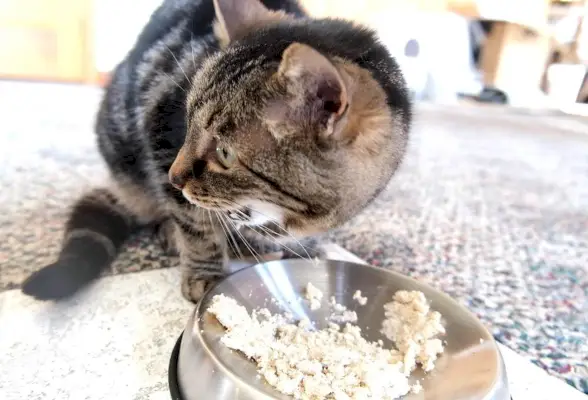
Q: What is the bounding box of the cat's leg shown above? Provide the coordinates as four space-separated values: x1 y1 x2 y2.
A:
171 209 227 303
21 180 162 301
153 217 179 256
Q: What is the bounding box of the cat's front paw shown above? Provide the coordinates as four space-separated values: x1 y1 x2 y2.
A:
22 259 100 301
181 275 218 304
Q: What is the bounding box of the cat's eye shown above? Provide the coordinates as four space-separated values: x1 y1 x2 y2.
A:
216 146 236 169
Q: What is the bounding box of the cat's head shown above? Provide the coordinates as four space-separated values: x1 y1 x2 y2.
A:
169 0 411 238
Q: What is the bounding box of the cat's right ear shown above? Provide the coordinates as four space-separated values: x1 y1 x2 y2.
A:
213 0 287 47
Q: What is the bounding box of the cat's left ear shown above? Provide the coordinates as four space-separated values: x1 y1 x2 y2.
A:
213 0 287 46
273 43 349 143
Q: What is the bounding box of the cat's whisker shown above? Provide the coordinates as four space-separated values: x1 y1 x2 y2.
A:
213 211 242 260
190 34 197 72
197 205 206 218
225 216 261 263
226 204 316 265
217 214 241 259
217 212 245 261
223 214 262 264
247 224 309 261
207 209 216 225
212 210 233 253
165 44 191 84
161 71 186 93
254 218 313 258
206 209 216 234
253 224 316 265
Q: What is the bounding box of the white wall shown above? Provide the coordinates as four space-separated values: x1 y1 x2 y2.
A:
94 0 163 72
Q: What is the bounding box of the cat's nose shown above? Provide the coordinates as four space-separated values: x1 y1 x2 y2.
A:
169 160 208 189
169 158 208 189
169 147 193 189
169 145 209 189
169 168 190 189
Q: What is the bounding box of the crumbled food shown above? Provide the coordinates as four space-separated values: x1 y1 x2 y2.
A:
380 290 446 372
352 290 368 306
329 296 342 309
207 289 445 399
305 282 323 311
328 296 358 323
329 308 358 324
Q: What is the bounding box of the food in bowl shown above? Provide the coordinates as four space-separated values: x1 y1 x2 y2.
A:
305 282 323 311
352 290 368 306
207 285 445 400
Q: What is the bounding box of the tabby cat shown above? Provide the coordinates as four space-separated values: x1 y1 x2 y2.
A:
22 0 411 303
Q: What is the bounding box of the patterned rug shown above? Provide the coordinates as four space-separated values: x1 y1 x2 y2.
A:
1 81 587 393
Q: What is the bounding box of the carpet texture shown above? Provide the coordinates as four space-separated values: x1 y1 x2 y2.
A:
1 82 587 393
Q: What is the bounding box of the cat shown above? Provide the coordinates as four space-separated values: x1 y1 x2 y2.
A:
21 0 411 303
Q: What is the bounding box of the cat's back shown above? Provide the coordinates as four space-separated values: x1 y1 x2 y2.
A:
106 0 305 104
103 0 218 110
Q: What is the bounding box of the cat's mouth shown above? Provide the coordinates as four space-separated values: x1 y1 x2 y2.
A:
185 194 255 224
182 191 242 213
189 198 253 224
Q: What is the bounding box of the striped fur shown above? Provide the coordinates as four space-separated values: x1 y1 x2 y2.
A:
22 0 411 302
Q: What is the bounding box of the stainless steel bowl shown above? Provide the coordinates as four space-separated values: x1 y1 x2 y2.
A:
170 259 511 400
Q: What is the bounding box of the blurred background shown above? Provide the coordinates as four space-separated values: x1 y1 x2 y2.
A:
1 0 587 110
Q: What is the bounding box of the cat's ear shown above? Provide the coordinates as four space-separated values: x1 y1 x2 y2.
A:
275 43 349 143
213 0 284 46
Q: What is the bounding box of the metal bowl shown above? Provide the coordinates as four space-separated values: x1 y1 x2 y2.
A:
170 259 511 400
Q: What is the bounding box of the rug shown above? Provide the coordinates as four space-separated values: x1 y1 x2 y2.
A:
0 82 586 393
